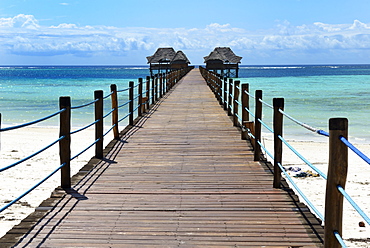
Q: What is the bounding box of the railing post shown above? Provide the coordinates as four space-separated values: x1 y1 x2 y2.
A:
110 84 119 140
273 98 284 188
254 90 262 161
223 77 228 111
324 118 348 248
0 113 1 151
59 96 71 189
151 76 155 105
233 80 240 126
218 77 223 105
154 76 158 102
129 81 134 126
228 79 233 116
159 74 163 98
146 76 150 110
94 90 104 159
138 78 143 117
241 84 249 140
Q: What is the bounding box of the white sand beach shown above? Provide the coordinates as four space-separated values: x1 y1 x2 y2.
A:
0 127 369 247
262 137 370 248
0 126 112 238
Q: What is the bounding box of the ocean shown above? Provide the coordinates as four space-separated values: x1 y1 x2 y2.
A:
0 65 370 143
237 65 370 144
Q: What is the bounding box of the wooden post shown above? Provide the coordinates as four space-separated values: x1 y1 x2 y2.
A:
324 118 348 248
228 79 233 116
59 96 71 189
151 76 155 105
254 90 262 161
0 113 1 151
154 76 158 102
110 84 119 140
129 81 134 126
94 90 104 159
223 77 227 111
138 78 143 117
146 76 150 110
159 74 163 98
273 98 284 188
241 84 249 140
233 80 240 126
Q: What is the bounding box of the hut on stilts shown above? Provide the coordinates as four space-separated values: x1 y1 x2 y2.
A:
147 48 191 77
204 47 242 77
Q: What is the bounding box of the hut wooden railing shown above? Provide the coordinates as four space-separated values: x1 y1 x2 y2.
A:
199 66 370 248
0 67 192 214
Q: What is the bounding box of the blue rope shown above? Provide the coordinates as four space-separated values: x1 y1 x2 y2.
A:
103 108 115 119
103 125 115 137
0 109 65 132
103 91 113 99
255 139 325 221
71 98 99 109
0 162 67 213
258 118 274 133
70 120 99 135
334 231 348 248
235 113 242 122
337 185 370 226
117 87 130 93
277 162 325 221
118 112 130 123
278 135 327 180
70 138 100 161
244 106 255 118
0 136 65 173
340 136 370 165
317 129 329 137
244 90 255 98
257 140 274 159
258 98 273 109
118 100 131 109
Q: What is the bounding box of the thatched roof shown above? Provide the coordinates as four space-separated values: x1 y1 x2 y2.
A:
146 47 176 63
204 47 242 64
146 48 176 64
171 51 190 64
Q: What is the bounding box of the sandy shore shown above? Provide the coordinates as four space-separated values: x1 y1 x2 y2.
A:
262 137 370 248
0 127 369 247
0 126 112 238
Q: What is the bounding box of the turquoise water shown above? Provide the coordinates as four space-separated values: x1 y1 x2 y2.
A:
0 66 149 127
0 65 369 143
236 65 370 143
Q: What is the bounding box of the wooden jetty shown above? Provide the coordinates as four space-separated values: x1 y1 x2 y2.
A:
2 69 323 247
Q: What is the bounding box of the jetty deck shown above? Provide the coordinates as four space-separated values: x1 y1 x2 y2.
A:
4 69 323 247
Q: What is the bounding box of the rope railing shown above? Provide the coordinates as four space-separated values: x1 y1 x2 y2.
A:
0 136 64 173
0 66 193 217
0 109 65 132
71 99 98 109
340 136 370 165
199 67 370 248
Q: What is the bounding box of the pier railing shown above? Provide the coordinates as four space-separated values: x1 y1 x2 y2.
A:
200 66 370 248
0 67 192 214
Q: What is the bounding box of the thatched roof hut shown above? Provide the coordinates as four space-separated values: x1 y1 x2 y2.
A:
204 47 242 77
146 48 176 64
147 48 191 75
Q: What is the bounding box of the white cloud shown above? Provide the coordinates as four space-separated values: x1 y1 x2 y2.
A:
0 14 39 29
1 14 370 64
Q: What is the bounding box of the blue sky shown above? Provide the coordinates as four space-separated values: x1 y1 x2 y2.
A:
1 0 370 65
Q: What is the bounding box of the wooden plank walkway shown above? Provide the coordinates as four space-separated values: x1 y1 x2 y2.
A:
3 69 323 247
